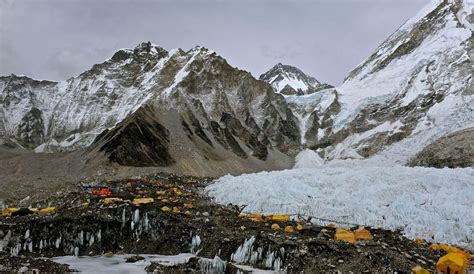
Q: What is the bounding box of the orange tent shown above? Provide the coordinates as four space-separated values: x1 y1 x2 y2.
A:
334 228 356 244
354 227 373 241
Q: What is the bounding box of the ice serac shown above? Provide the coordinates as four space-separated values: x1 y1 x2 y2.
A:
259 63 333 96
294 0 473 165
0 42 300 173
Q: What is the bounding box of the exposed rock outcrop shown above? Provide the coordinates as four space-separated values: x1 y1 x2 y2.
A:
91 106 174 167
408 127 474 168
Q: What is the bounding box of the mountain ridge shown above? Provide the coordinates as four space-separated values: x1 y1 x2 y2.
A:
1 0 472 175
0 42 301 176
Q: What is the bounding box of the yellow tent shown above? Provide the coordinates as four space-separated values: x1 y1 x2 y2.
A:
431 244 470 265
1 208 19 217
271 215 290 221
102 197 124 204
132 198 154 205
436 253 466 274
37 207 57 216
411 265 429 274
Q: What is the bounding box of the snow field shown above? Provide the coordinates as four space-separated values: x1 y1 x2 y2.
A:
52 254 194 273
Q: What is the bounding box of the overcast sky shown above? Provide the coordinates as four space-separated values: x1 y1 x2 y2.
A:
0 0 429 85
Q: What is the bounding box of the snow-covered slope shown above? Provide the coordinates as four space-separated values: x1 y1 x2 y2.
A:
293 149 324 168
1 44 175 151
0 43 300 166
259 63 332 95
291 0 473 165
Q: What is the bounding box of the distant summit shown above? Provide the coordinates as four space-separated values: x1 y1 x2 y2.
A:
259 63 333 95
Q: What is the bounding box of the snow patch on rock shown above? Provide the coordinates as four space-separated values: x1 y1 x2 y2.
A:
294 149 324 168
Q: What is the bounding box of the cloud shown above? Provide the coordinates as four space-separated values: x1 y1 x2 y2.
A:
43 48 110 80
260 44 304 60
0 0 430 85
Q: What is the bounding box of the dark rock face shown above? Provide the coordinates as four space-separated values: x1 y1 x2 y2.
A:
17 107 45 149
1 76 56 150
280 85 299 95
325 89 441 157
187 111 214 147
93 106 174 167
408 128 474 168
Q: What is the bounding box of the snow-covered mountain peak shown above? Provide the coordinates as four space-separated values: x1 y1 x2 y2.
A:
108 42 169 63
259 63 332 95
343 0 471 85
100 42 215 71
336 0 472 125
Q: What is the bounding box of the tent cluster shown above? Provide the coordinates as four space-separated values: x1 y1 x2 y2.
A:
239 213 304 234
239 213 290 222
240 212 376 241
270 223 304 233
333 227 373 244
240 211 471 273
1 207 57 217
80 178 198 218
1 177 203 220
334 230 472 272
410 241 471 273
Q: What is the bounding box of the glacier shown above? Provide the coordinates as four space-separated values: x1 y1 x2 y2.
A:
207 158 474 247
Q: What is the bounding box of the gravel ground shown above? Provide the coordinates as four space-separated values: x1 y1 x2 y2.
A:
0 173 461 272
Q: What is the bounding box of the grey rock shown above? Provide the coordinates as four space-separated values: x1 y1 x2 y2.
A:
408 128 474 168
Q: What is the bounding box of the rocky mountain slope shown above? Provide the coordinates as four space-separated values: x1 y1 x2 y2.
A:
289 0 473 165
0 43 300 174
259 63 333 95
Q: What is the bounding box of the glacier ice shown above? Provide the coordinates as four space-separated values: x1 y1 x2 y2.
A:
208 161 474 246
